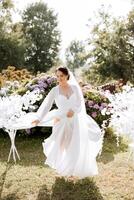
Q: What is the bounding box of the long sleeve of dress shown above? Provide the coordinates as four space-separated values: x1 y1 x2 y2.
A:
35 87 55 121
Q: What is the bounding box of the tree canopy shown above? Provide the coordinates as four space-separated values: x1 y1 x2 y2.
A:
22 2 61 73
85 6 134 84
65 40 87 72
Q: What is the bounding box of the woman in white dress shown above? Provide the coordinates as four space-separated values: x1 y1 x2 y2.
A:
31 67 103 178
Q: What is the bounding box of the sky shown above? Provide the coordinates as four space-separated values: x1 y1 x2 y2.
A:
13 0 132 57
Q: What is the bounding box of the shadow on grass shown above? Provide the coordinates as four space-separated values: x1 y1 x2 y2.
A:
0 164 12 199
37 177 104 200
36 184 50 200
0 193 20 200
98 128 128 164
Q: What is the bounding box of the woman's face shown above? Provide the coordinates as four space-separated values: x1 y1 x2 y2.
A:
56 70 68 84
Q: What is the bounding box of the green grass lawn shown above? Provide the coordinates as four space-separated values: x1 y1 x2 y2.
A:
0 131 134 200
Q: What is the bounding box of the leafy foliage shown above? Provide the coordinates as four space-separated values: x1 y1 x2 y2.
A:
22 2 61 73
85 6 134 85
0 0 25 70
65 40 87 72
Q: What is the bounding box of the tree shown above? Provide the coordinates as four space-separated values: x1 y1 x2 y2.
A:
0 37 25 70
85 6 134 85
0 0 14 35
65 40 87 72
0 0 25 70
22 2 61 73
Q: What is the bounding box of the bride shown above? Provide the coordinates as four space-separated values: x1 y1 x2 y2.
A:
30 66 103 178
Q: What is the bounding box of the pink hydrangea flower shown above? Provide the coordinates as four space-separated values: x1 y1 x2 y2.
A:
88 100 94 107
91 112 97 118
93 104 100 109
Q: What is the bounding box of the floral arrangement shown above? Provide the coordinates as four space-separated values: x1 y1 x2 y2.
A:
104 85 134 142
0 89 42 162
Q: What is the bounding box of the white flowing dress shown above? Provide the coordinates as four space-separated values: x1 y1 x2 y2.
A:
12 84 103 178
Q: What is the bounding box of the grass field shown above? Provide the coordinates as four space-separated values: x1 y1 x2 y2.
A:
0 131 134 200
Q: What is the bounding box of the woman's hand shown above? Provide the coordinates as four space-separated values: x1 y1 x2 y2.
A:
53 117 60 125
67 109 74 118
31 120 40 126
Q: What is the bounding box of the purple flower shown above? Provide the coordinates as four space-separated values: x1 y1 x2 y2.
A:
38 80 44 84
49 77 57 82
91 112 97 118
46 78 53 84
37 80 48 89
43 82 48 89
99 106 104 111
88 100 94 107
39 86 45 91
101 103 108 108
93 104 100 109
40 77 47 82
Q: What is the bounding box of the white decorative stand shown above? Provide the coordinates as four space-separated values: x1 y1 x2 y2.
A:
7 129 20 162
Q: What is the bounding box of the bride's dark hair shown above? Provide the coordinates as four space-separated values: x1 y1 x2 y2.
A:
56 66 70 80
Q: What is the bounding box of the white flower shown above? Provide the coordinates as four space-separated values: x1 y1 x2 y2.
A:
101 108 107 115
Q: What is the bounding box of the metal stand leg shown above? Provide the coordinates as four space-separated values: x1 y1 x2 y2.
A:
7 130 20 162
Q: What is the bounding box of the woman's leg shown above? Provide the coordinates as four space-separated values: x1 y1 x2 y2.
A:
60 123 73 152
